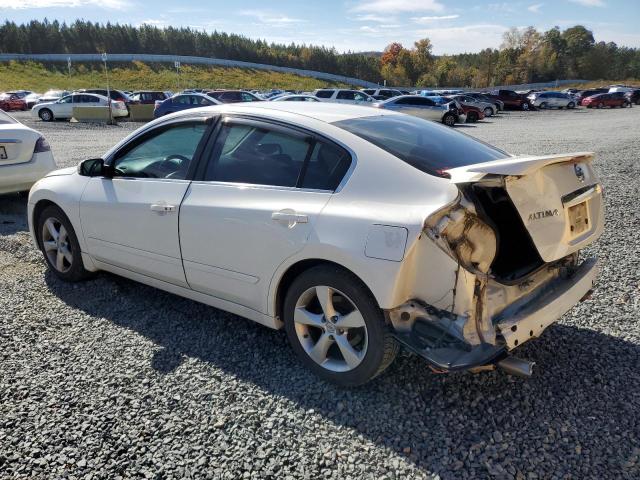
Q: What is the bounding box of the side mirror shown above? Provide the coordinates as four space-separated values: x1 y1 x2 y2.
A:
78 158 106 177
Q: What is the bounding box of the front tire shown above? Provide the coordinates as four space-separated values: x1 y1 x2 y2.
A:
39 109 53 122
466 111 478 123
568 102 575 109
522 102 530 111
283 266 398 387
36 205 92 282
539 102 548 109
483 107 493 117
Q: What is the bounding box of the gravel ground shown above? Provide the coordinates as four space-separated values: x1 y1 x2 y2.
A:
1 108 639 479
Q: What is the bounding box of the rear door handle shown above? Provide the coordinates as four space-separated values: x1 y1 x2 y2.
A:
150 203 176 214
272 210 308 227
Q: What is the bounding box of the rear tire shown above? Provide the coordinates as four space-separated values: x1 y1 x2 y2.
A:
39 109 53 121
283 265 398 387
568 102 575 109
443 112 456 127
36 205 92 282
467 111 478 123
597 102 604 109
623 101 631 108
522 102 530 111
539 102 548 109
483 107 493 117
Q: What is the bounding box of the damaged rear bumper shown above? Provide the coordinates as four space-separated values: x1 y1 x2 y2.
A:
389 257 598 373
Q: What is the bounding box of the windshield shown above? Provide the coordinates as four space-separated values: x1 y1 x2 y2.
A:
430 96 450 105
332 114 508 177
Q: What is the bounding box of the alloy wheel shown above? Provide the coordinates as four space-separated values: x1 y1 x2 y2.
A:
293 286 368 372
41 217 73 273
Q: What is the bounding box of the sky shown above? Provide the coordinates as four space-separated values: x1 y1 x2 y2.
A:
1 0 639 55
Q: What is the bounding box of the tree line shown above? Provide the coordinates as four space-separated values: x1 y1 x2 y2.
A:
0 20 638 87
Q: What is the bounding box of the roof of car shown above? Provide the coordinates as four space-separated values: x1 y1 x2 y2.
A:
162 101 398 124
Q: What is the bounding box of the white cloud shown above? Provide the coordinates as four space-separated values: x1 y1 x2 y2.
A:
239 10 305 25
416 24 509 54
568 0 605 6
353 14 389 23
527 3 543 13
412 15 460 23
139 19 167 27
351 0 444 13
0 0 128 9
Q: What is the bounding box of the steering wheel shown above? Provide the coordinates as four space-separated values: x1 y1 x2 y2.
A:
162 154 190 168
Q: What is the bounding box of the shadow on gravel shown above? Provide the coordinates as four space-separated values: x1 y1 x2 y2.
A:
0 194 29 235
44 272 640 479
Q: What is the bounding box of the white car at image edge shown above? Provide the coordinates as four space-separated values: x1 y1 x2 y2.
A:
31 93 128 121
0 109 56 195
27 102 604 386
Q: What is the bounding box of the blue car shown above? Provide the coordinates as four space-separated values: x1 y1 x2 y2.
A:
153 93 220 118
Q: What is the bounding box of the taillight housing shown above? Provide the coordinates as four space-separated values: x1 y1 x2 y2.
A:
34 136 51 153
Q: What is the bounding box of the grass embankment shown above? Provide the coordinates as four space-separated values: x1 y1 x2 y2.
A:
0 60 348 92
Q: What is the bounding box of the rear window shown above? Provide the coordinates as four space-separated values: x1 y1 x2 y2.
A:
332 115 508 177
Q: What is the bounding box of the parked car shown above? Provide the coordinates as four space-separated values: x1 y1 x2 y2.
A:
574 88 608 104
483 90 532 110
457 103 485 123
24 92 42 109
27 102 604 385
153 93 221 118
361 88 403 100
527 91 576 109
581 92 631 108
624 89 640 105
465 92 504 111
271 94 320 102
447 94 496 117
31 93 129 121
374 95 465 126
0 109 56 195
37 90 70 104
313 89 374 105
206 90 262 103
130 91 168 104
77 89 132 105
0 93 28 111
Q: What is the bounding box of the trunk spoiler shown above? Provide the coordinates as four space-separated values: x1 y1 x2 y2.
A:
445 151 594 183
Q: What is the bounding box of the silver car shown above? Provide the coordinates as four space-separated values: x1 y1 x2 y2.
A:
449 94 497 117
374 95 465 126
527 91 577 109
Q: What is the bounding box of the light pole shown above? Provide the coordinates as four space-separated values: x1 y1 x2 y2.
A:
102 52 113 124
175 60 181 91
67 56 71 80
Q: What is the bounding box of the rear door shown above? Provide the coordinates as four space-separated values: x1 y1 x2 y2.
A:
179 116 352 312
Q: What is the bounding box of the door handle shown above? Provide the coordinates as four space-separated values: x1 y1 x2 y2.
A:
271 210 308 227
150 203 176 214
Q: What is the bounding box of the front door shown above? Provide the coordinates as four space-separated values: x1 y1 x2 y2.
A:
80 119 210 286
179 117 352 313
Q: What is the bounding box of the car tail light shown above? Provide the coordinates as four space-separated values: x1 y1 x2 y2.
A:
114 101 126 110
34 136 51 153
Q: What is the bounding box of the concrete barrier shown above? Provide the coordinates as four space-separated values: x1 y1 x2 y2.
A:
71 106 113 123
128 104 155 122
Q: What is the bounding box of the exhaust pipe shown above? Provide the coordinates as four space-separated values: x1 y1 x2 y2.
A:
497 356 535 378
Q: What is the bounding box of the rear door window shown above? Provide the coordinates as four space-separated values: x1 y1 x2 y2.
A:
333 114 508 177
337 91 356 100
315 90 334 99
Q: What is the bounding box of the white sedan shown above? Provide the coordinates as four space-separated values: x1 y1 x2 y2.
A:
0 110 56 195
27 103 604 386
31 93 128 121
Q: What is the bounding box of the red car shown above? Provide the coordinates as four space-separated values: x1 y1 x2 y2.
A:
465 104 485 122
581 92 631 108
0 93 28 111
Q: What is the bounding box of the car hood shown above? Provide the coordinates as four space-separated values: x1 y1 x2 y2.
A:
45 166 77 177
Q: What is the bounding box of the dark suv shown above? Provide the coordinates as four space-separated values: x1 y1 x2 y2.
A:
483 90 532 110
206 90 262 103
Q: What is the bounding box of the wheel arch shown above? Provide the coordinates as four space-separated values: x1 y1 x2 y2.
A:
273 258 379 323
31 199 58 247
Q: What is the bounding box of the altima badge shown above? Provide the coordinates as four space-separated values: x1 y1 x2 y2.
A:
528 209 559 221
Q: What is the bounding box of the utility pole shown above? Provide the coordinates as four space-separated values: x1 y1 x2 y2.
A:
67 56 71 79
102 52 113 124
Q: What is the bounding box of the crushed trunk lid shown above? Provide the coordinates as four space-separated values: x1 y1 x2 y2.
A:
446 152 604 263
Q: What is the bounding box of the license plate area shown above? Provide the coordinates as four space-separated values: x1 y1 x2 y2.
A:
568 201 589 237
0 146 7 160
